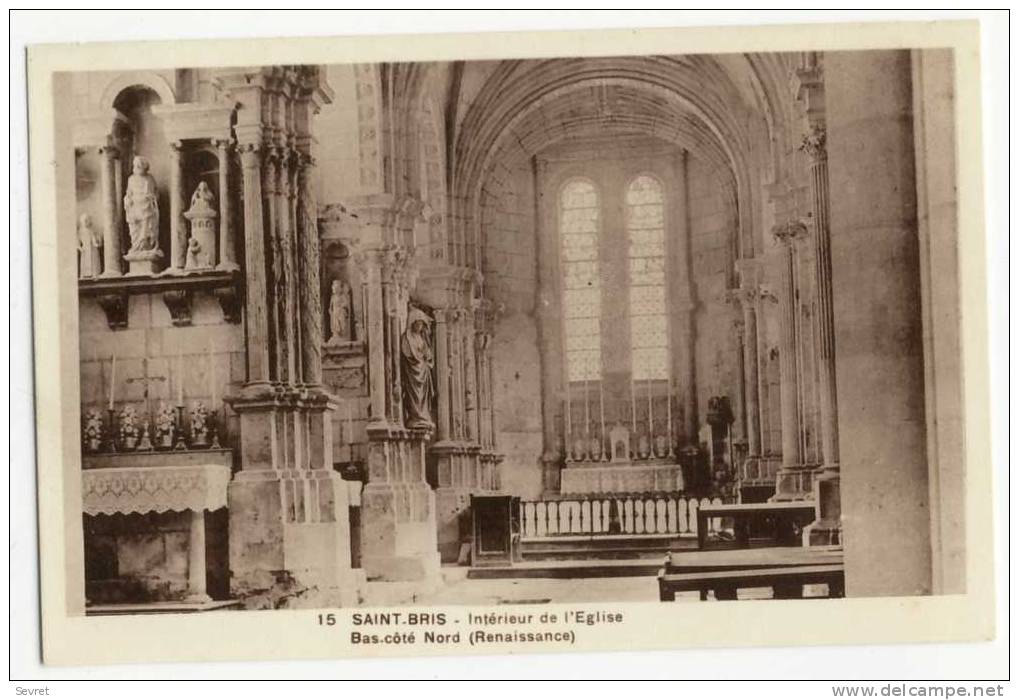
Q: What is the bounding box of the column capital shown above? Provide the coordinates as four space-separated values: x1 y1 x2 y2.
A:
238 142 262 168
799 125 828 162
772 220 810 245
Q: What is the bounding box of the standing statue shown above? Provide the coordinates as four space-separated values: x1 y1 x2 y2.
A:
327 279 351 344
123 156 160 253
184 181 217 270
400 307 435 430
189 180 216 214
77 213 103 278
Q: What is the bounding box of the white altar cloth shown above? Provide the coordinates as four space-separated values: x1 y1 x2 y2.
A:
82 463 231 516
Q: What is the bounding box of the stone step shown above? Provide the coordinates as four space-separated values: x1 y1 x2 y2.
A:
468 559 662 580
518 534 696 561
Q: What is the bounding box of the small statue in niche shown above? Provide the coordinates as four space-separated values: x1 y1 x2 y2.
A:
327 279 352 344
184 181 217 270
118 405 140 450
154 402 176 449
185 237 202 270
400 307 435 430
77 213 103 278
189 180 216 214
123 156 160 253
83 409 104 453
190 402 209 448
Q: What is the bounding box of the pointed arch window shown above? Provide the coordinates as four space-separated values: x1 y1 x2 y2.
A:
626 175 668 381
560 179 601 382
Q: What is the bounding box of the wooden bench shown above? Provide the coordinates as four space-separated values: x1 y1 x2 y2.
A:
697 501 817 549
658 564 845 601
663 545 842 574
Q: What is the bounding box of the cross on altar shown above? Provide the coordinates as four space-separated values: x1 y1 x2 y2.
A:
125 357 167 412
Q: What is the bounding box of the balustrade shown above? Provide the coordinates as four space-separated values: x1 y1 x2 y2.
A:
519 492 729 540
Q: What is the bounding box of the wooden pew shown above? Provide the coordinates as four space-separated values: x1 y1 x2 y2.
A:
658 546 844 601
696 501 817 549
658 563 845 601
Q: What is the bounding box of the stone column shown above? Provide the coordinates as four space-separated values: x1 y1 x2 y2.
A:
169 141 185 272
238 144 271 385
433 310 452 440
673 150 698 445
98 144 122 277
215 139 238 271
362 251 388 424
820 52 930 594
771 221 810 500
733 261 762 457
186 509 210 602
534 158 563 489
803 129 841 476
297 155 323 389
463 311 479 443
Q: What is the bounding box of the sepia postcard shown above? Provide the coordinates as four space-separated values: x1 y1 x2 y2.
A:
26 18 996 667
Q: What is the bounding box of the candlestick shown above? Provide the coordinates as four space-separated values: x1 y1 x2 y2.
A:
647 376 653 437
583 377 590 440
346 399 354 446
104 407 118 452
108 352 117 410
176 348 184 406
666 372 675 459
598 378 607 461
630 374 636 444
173 404 187 450
209 340 217 408
565 383 572 460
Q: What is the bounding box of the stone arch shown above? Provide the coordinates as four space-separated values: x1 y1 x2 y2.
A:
450 59 769 273
100 71 176 111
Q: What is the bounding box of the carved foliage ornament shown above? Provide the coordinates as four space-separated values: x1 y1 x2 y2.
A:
799 126 827 161
772 220 809 244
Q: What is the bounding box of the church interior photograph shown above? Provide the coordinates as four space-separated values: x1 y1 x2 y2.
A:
66 49 965 613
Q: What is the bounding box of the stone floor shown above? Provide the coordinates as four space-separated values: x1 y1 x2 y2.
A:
360 569 742 607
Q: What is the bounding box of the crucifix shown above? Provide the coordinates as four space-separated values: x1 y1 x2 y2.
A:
125 357 167 451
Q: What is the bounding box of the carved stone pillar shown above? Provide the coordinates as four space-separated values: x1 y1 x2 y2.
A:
297 154 323 388
169 141 185 272
264 148 286 385
463 310 479 443
238 144 271 385
222 66 358 606
215 139 238 271
771 221 811 501
98 144 122 278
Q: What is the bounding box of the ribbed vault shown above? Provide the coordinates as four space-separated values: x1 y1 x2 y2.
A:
450 56 775 269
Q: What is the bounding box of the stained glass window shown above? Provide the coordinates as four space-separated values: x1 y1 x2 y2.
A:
627 175 668 380
560 180 601 381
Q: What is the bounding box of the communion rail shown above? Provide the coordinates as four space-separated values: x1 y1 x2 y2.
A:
519 493 730 540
